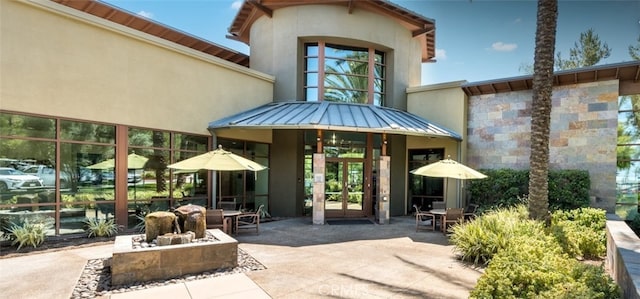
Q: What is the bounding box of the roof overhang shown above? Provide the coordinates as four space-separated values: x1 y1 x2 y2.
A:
228 0 436 63
462 61 640 96
208 101 461 140
51 0 250 67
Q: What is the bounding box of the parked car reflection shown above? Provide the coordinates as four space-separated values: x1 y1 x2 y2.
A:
0 167 44 192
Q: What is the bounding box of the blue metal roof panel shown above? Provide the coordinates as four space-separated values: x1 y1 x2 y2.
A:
208 101 461 140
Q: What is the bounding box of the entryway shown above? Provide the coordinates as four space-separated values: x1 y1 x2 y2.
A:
324 158 365 218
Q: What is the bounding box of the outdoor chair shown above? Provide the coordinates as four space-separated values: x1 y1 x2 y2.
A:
463 203 479 221
432 201 446 210
236 204 263 235
442 208 464 233
206 209 231 235
218 199 237 211
414 204 435 232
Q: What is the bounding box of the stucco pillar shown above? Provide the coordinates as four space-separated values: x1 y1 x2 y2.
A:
312 153 325 225
377 156 390 224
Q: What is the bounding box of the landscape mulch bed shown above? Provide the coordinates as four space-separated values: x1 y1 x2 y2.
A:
0 236 115 259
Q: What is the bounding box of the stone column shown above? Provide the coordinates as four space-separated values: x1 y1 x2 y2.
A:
312 153 325 225
377 156 390 225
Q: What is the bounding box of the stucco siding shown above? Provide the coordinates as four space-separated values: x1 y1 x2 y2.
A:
249 4 423 109
1 0 274 135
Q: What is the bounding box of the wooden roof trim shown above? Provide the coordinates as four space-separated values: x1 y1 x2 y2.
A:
461 61 640 96
247 0 273 18
50 0 250 67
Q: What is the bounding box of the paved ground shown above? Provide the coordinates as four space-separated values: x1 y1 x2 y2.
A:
0 216 483 298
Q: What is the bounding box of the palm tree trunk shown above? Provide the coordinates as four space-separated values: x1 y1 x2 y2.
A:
528 0 558 222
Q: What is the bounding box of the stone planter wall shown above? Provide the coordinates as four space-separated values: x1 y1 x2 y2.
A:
111 229 238 285
606 217 640 299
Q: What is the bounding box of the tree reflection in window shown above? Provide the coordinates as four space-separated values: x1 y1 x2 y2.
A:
305 43 385 105
617 93 640 220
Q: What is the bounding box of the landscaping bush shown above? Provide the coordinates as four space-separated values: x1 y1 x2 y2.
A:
450 205 537 265
6 216 53 250
550 207 607 259
470 235 619 299
467 169 590 211
84 217 119 238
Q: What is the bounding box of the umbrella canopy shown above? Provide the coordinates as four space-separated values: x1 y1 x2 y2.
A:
167 146 267 171
87 153 149 170
410 158 487 180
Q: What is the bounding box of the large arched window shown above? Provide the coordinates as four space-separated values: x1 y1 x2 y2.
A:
304 42 385 106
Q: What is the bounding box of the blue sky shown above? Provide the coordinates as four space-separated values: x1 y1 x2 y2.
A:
102 0 640 85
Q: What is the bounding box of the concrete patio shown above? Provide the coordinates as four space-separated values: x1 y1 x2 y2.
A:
0 216 482 298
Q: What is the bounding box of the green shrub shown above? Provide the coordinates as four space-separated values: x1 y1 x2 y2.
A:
6 217 53 250
467 169 590 211
550 208 606 259
470 235 619 299
450 204 538 265
84 217 119 238
626 213 640 235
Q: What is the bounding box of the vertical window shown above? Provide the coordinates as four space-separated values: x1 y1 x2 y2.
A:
408 149 445 213
617 94 640 221
305 43 385 106
216 139 269 212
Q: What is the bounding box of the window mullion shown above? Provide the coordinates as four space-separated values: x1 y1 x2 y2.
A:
318 41 325 102
367 48 375 105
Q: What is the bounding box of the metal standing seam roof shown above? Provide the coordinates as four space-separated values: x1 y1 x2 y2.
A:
208 101 461 140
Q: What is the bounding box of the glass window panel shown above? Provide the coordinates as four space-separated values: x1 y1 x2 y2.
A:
173 133 208 151
247 143 269 157
325 58 369 75
0 113 56 139
60 143 115 204
324 87 367 104
325 44 368 61
131 150 170 200
217 139 244 154
128 128 170 148
374 93 384 106
306 58 318 71
254 157 269 194
0 139 56 190
59 204 90 234
305 44 318 56
306 88 319 102
375 52 384 64
60 120 115 143
374 64 385 79
305 72 319 87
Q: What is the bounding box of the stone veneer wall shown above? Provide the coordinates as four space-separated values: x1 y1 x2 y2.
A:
467 80 618 211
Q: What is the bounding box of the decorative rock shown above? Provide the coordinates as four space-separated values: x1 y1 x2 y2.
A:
174 204 206 238
145 211 176 241
156 232 195 246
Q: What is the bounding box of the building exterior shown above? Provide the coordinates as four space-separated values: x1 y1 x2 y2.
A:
1 0 639 235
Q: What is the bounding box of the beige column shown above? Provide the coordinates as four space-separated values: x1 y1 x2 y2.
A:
312 153 325 225
377 156 390 224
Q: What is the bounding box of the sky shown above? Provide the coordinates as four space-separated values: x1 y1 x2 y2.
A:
101 0 640 85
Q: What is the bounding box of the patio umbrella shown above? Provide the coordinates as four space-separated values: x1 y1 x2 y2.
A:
167 146 268 207
87 153 149 198
87 153 149 170
167 145 267 172
410 158 487 207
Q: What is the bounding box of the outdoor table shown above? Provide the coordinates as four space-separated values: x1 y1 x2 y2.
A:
428 209 446 232
223 210 242 234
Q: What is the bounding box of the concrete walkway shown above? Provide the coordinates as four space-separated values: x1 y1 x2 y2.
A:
0 216 482 298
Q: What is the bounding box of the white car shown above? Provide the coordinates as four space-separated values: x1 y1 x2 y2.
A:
0 167 44 192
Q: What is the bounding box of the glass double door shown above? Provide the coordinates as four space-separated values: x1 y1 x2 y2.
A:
325 158 365 217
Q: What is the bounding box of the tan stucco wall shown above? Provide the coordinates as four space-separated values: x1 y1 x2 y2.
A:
1 0 274 135
249 4 423 110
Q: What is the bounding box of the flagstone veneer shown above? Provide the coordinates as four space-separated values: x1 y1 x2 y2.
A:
467 80 618 210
